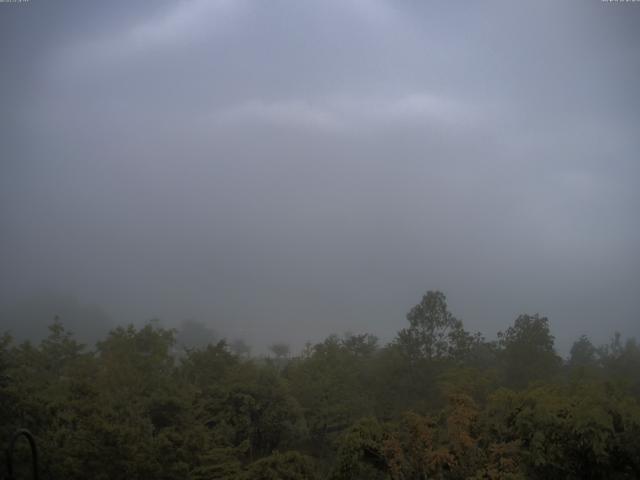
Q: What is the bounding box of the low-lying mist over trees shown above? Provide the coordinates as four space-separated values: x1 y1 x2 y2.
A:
0 293 114 345
2 291 639 479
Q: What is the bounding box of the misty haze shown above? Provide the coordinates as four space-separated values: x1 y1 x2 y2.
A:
1 1 639 479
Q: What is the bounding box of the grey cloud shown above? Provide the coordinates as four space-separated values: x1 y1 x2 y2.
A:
1 0 639 352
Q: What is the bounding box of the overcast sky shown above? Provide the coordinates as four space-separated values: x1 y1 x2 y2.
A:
1 0 639 352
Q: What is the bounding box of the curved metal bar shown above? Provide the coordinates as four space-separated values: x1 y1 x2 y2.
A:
5 429 39 480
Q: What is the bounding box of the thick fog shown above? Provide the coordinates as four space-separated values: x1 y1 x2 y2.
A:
1 0 639 352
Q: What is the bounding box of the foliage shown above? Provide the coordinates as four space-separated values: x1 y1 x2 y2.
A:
1 290 639 479
497 314 562 388
242 451 320 480
396 291 476 362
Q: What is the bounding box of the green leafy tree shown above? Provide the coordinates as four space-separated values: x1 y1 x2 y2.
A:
569 335 598 368
242 451 320 480
3 291 640 479
396 291 475 362
286 335 375 451
497 314 561 388
599 334 640 396
341 333 379 358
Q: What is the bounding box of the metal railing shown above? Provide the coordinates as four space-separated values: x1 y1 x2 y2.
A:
4 429 38 480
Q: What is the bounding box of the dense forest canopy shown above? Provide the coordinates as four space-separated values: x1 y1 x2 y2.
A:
2 291 639 479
